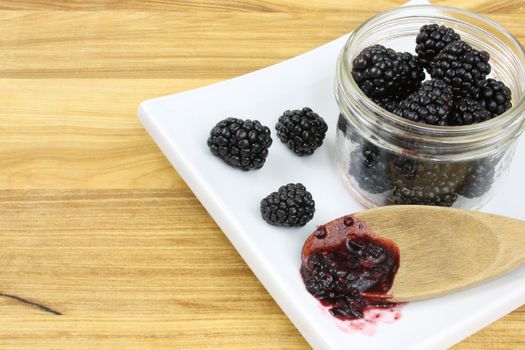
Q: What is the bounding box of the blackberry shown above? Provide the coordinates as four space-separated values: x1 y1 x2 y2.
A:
449 98 492 126
388 162 467 207
416 24 461 69
390 185 459 207
207 118 272 170
351 45 424 98
389 156 419 180
476 79 512 117
459 158 499 198
372 95 402 113
393 79 454 125
260 183 315 227
429 40 491 98
349 142 392 194
352 45 395 97
275 108 328 156
337 113 348 135
398 51 427 97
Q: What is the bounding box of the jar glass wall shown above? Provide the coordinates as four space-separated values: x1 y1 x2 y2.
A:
335 5 525 209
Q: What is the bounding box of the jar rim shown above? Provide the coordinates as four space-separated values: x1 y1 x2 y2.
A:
337 4 525 140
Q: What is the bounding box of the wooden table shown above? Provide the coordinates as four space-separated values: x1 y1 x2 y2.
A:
1 1 523 349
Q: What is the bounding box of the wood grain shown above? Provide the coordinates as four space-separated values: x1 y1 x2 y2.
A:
0 0 523 349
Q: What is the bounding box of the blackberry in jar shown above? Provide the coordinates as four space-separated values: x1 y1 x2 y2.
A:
476 79 512 118
348 142 392 194
351 45 424 98
429 40 491 99
335 7 524 210
393 79 454 125
416 24 461 69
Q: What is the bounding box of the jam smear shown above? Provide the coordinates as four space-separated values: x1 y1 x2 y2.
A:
300 215 400 321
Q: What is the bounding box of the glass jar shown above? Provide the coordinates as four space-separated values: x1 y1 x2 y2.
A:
335 5 525 209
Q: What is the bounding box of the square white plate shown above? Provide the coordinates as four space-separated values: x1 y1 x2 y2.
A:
138 1 525 348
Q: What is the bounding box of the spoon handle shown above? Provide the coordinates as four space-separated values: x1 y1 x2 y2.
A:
468 211 525 275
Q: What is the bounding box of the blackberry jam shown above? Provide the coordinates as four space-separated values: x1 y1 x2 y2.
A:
335 6 525 209
300 215 400 320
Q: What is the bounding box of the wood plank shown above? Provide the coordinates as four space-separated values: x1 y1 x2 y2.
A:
0 316 307 350
1 0 524 348
0 9 523 79
0 190 274 316
0 189 308 348
0 189 523 349
1 0 524 15
0 11 365 79
0 0 400 12
0 79 218 189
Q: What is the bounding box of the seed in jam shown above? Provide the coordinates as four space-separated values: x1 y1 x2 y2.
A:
315 226 327 239
343 216 354 227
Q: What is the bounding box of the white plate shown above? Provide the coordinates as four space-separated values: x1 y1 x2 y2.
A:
138 1 525 348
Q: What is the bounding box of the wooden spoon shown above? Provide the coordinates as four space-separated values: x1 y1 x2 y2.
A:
353 205 525 302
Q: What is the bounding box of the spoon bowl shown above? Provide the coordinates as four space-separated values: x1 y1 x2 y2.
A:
354 206 525 301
